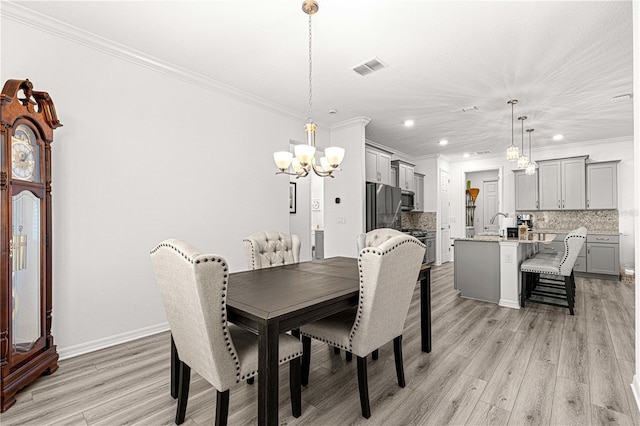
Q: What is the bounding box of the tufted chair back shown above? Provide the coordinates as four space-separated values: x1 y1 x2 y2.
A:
356 228 405 254
243 231 301 270
350 234 425 356
150 239 240 391
558 227 587 276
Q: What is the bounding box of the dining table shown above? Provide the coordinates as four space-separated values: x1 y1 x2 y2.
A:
170 256 431 425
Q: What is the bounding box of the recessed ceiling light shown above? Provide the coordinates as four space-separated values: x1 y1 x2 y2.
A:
552 134 564 141
463 153 471 158
439 139 448 145
404 119 415 127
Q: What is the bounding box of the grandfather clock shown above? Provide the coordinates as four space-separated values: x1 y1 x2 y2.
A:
1 79 62 411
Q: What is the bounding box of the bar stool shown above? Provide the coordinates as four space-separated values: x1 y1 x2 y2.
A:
520 227 587 315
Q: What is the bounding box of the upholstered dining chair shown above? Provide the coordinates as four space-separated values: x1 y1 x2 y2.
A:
243 230 301 270
300 233 425 418
520 227 587 315
150 239 303 425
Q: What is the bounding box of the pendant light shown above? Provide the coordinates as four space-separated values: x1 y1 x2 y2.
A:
525 128 536 175
517 116 528 169
506 99 519 161
273 0 345 178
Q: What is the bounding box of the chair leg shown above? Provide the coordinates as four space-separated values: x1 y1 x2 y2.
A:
372 349 379 360
520 271 527 307
171 334 179 399
356 356 371 419
215 389 230 426
247 377 254 385
346 351 353 362
564 276 575 316
333 347 340 355
289 357 302 418
301 335 311 386
175 361 191 425
393 336 406 388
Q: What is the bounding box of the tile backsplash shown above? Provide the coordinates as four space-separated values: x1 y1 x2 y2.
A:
402 211 437 231
530 210 618 234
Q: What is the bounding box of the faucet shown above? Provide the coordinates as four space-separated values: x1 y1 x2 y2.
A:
490 212 508 225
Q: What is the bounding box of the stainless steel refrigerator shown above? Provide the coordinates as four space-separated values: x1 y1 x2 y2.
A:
366 183 402 232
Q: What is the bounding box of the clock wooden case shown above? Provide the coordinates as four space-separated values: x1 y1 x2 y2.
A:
1 79 62 411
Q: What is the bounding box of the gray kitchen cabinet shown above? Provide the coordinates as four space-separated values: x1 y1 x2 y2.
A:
392 160 415 192
413 173 425 212
514 170 538 211
538 156 586 210
586 234 620 276
390 164 398 188
365 145 391 185
586 161 618 209
425 232 436 264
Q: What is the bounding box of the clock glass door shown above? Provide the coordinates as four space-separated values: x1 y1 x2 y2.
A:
11 190 43 355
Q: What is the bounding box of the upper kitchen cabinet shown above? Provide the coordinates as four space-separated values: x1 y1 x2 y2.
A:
365 145 392 185
586 161 618 209
538 156 587 210
414 173 425 212
514 170 538 211
392 160 415 192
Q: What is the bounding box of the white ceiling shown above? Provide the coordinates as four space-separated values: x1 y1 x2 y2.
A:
10 1 634 159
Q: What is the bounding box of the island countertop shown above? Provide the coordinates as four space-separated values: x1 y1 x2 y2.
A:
454 233 556 244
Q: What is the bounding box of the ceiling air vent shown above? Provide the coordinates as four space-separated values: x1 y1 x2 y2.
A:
351 57 388 76
474 150 492 155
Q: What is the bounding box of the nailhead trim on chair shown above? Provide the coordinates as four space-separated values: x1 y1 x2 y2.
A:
521 234 586 277
239 350 304 381
243 239 258 270
150 241 243 384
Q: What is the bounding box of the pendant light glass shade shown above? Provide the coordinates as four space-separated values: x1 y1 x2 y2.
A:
273 0 344 178
517 115 527 168
525 128 536 175
506 99 519 161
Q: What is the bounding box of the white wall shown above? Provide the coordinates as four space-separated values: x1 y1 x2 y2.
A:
448 138 635 267
631 0 640 412
324 118 369 258
1 16 316 357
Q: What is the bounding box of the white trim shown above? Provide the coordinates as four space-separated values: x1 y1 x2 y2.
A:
331 116 371 130
632 375 640 413
498 299 521 309
58 322 169 360
0 1 306 123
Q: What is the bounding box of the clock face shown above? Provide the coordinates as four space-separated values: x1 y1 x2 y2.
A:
11 124 39 181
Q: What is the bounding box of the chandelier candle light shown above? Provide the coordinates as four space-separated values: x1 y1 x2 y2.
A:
506 99 519 161
525 128 536 175
517 115 528 169
273 0 345 178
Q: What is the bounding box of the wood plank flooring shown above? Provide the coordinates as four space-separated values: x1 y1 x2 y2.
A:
1 263 638 425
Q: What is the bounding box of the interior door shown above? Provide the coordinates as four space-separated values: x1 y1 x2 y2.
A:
483 180 499 233
439 169 450 263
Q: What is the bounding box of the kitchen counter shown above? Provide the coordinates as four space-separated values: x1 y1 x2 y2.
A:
454 233 556 244
533 229 620 235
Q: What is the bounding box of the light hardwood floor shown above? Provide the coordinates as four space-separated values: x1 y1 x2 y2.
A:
1 263 638 425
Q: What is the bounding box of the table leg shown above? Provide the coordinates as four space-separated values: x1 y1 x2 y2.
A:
258 321 280 425
420 268 432 353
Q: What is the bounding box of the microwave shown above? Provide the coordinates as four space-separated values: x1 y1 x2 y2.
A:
401 191 415 211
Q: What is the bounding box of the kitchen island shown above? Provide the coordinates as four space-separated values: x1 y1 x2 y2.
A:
454 234 555 309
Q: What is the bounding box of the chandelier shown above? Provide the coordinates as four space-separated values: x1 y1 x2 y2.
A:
525 128 536 175
517 115 528 169
273 0 345 178
506 99 519 161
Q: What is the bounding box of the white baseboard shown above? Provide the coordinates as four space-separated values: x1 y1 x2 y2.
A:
631 375 640 412
498 299 521 309
58 322 169 360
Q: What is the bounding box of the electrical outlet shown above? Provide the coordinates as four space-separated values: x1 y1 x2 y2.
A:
505 254 513 263
336 217 347 224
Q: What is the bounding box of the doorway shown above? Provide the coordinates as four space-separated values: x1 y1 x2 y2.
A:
464 169 500 236
439 168 450 263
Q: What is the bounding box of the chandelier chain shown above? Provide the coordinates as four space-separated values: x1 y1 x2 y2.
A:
308 13 313 122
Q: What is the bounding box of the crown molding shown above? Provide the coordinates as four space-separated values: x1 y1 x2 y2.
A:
0 1 308 123
331 116 371 130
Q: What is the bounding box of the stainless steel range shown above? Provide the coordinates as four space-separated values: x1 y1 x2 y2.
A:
401 229 436 264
